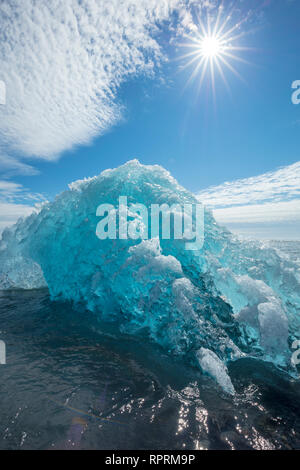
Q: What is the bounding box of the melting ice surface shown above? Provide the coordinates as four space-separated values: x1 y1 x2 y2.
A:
0 160 299 395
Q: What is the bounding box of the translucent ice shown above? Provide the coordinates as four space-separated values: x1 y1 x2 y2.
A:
196 348 235 395
0 160 299 393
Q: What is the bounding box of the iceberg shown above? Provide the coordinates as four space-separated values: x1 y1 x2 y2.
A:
0 160 299 393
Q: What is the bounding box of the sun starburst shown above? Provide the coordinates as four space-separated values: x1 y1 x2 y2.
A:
179 6 253 97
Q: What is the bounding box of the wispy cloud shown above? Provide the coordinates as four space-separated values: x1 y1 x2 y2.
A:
197 161 300 238
0 0 202 233
0 179 45 233
0 180 24 198
0 0 184 161
213 199 300 224
0 202 36 233
198 161 300 207
0 153 38 177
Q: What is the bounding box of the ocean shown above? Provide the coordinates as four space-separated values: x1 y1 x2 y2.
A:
0 241 299 450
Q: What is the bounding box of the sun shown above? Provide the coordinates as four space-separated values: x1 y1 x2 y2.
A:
200 36 223 58
179 6 252 96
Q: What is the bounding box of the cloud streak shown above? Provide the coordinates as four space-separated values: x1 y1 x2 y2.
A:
0 153 38 177
213 199 300 224
0 179 46 233
197 161 300 237
0 202 35 233
198 161 300 208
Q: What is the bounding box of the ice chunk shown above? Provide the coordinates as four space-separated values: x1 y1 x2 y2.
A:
0 160 299 393
196 348 235 395
258 300 289 366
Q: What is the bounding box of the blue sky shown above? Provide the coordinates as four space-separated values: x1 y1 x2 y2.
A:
0 0 300 238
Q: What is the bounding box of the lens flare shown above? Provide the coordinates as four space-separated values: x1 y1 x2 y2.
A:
178 6 253 97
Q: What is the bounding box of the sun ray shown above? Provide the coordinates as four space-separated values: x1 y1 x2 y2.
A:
212 3 223 37
219 13 251 42
179 6 252 95
195 57 210 98
179 53 203 73
218 54 247 84
221 51 255 67
209 57 217 105
219 28 256 44
214 3 235 38
184 56 207 91
214 56 231 94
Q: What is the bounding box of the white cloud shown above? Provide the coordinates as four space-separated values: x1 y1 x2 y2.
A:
0 180 24 196
0 0 201 233
0 179 45 233
197 161 300 239
197 161 300 208
0 202 35 233
0 153 38 177
0 180 44 202
213 199 300 224
0 0 183 160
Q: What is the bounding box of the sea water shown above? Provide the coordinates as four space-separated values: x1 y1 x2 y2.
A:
0 243 299 450
0 162 299 449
